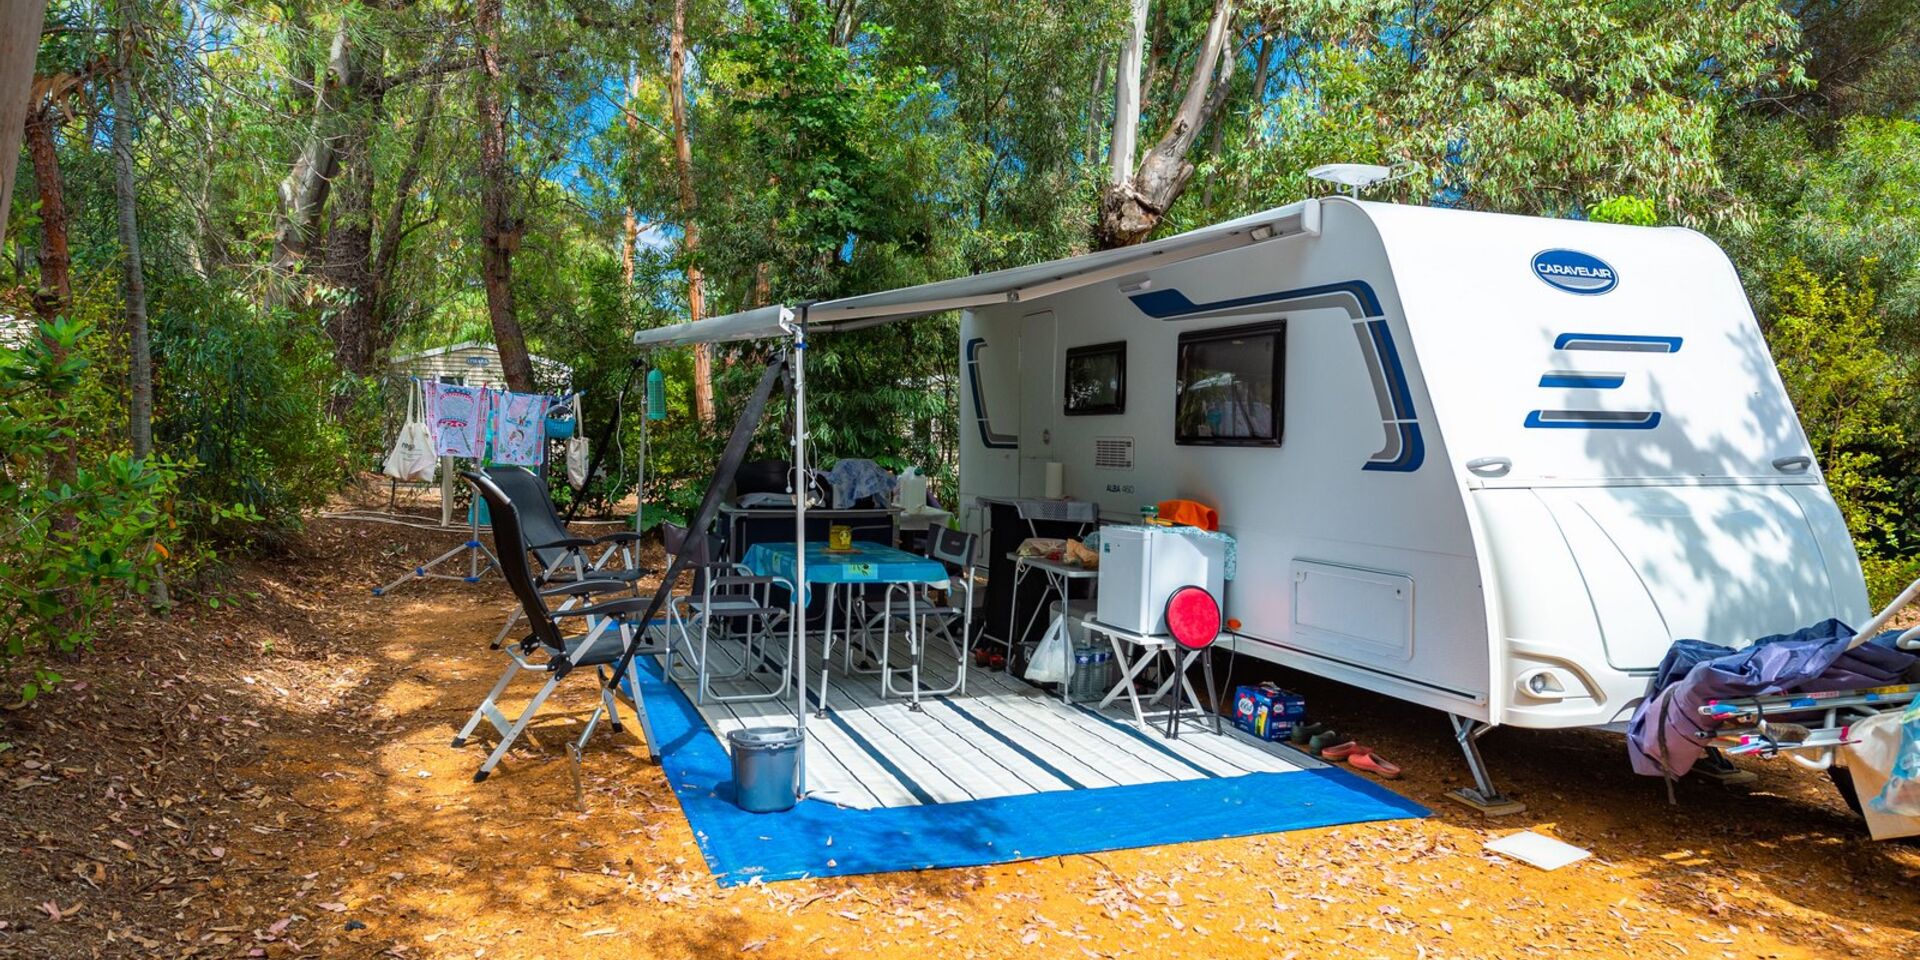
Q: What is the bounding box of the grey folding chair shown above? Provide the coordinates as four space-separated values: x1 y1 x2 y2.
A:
656 523 796 703
452 471 658 782
874 526 978 699
483 466 653 650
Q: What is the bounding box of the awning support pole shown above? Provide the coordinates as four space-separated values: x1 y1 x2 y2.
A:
784 307 811 799
634 352 648 532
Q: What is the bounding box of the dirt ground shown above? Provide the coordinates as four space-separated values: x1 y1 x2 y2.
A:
4 484 1919 959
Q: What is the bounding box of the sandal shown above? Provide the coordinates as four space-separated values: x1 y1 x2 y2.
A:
1307 730 1345 756
1319 740 1363 760
1348 749 1402 779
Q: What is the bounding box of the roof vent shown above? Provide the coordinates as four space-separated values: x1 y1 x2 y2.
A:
1094 437 1135 470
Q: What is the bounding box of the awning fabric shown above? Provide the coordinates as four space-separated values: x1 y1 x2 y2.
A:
631 200 1321 348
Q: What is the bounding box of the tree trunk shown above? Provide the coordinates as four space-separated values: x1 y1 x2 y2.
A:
476 0 534 393
621 69 640 289
25 104 76 497
1096 0 1236 249
110 47 152 460
269 13 360 301
321 39 384 379
111 21 170 609
0 0 50 253
669 0 714 423
369 84 438 343
1108 0 1147 188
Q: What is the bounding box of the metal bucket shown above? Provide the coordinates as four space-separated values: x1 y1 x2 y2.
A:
727 726 803 813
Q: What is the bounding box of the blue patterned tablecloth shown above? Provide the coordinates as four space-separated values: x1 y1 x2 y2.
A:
743 541 949 589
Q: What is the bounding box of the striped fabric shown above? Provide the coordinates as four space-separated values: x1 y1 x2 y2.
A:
674 638 1311 809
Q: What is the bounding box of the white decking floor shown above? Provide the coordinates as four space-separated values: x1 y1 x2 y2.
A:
655 627 1315 809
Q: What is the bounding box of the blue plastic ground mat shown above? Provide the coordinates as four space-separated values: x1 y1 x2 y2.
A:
629 656 1429 886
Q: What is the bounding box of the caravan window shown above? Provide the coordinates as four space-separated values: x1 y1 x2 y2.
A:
1064 341 1126 416
1175 321 1284 446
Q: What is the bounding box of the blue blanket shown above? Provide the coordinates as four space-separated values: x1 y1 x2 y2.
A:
1627 619 1918 777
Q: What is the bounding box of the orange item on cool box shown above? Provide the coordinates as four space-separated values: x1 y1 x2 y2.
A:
1156 499 1219 531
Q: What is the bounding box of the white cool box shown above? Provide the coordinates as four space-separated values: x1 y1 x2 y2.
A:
1096 526 1228 635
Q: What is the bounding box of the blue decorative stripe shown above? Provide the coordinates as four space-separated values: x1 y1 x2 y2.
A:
1364 421 1426 472
964 338 1018 450
1553 333 1682 353
1524 410 1662 430
1127 280 1422 474
1367 319 1415 420
1538 373 1626 389
938 700 1087 789
1128 280 1383 320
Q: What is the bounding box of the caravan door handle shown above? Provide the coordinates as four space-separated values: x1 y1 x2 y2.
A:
1772 455 1813 473
1465 457 1512 477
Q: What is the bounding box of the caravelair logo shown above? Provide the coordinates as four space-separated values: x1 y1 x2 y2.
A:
1532 249 1617 295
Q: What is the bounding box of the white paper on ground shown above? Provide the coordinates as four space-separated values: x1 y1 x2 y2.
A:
1485 831 1591 870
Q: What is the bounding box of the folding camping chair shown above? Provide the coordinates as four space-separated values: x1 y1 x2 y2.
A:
452 471 658 782
1161 585 1224 739
483 467 653 650
868 526 978 697
659 522 797 704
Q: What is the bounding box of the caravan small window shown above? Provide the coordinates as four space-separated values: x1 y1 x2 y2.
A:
1064 341 1126 416
1175 321 1284 446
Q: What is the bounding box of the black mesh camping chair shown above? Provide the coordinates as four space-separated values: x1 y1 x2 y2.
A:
452 471 658 782
483 466 652 649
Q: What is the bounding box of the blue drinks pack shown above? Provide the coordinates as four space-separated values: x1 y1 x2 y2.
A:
1233 683 1306 741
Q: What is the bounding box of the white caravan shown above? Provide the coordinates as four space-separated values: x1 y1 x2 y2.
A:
634 196 1868 808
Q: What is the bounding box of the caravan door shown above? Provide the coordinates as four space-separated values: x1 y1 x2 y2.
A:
1018 311 1058 497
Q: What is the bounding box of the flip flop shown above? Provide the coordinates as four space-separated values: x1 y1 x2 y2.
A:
1348 749 1402 779
1319 740 1363 760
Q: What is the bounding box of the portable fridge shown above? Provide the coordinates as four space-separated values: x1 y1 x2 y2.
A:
1096 526 1227 634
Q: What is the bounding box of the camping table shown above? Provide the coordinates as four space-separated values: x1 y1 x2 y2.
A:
1080 618 1208 734
1008 554 1100 702
743 541 955 713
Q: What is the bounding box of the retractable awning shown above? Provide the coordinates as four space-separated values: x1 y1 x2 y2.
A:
631 199 1321 348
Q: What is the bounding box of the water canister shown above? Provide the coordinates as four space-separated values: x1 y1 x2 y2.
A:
727 726 803 813
646 368 667 421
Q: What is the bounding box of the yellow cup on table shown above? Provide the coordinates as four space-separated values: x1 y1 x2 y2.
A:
828 524 853 551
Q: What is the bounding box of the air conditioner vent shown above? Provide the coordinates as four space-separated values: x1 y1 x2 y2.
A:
1094 436 1135 470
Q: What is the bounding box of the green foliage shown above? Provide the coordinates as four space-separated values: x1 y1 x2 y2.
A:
1763 261 1907 553
1587 196 1658 226
0 319 182 703
152 276 350 548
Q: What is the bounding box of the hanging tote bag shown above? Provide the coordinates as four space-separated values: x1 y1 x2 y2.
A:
565 393 591 489
384 380 439 482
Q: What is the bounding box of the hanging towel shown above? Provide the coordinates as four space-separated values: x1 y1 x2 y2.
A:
424 382 489 459
826 458 895 509
490 390 552 466
1157 498 1219 531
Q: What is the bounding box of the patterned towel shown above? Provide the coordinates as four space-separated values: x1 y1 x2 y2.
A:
489 390 551 466
424 382 489 459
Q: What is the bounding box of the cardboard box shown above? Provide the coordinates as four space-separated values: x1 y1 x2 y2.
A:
1232 683 1306 741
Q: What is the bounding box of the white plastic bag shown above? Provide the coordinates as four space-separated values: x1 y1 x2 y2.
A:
1871 700 1920 818
1024 615 1071 684
383 381 438 482
565 393 591 489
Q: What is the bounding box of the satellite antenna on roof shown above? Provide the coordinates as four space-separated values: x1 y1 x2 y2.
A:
1307 162 1411 198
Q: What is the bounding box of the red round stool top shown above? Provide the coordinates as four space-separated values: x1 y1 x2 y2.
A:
1164 586 1222 650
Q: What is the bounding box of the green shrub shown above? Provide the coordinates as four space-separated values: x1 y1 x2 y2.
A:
0 319 185 703
153 278 351 550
